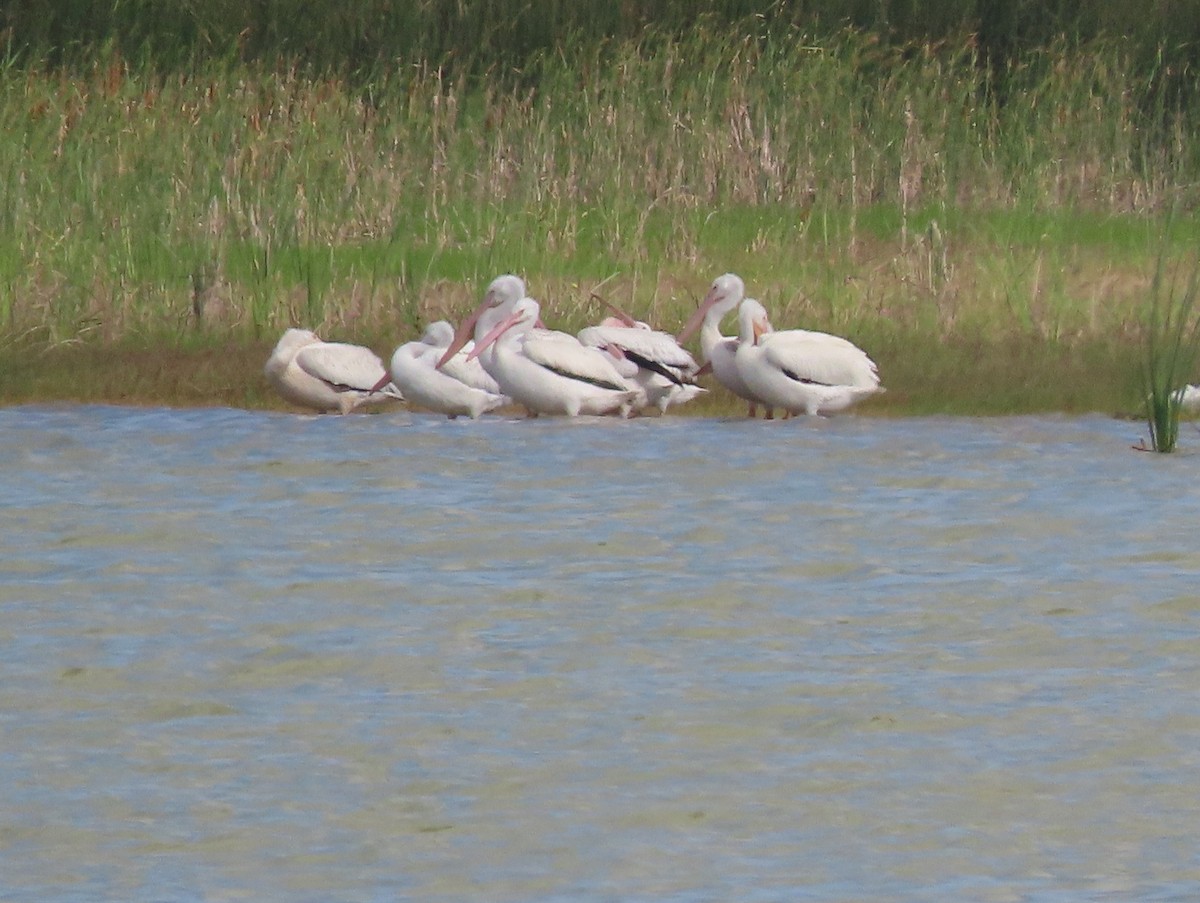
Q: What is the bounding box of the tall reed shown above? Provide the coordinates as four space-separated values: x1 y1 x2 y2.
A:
1141 247 1200 452
0 26 1198 351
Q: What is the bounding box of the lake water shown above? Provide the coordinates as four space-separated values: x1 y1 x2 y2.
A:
2 404 1199 901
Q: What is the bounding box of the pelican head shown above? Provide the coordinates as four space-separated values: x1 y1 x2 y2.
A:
466 297 540 362
677 273 746 344
272 328 321 356
737 298 772 344
420 320 456 347
438 274 527 368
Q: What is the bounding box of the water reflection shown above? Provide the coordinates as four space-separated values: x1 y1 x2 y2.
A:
1 405 1198 901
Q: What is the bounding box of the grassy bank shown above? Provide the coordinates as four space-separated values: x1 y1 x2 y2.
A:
1 26 1198 414
0 331 1147 417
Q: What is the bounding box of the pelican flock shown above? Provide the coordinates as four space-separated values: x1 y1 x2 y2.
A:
265 272 886 420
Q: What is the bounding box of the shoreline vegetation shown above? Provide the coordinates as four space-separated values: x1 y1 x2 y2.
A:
2 4 1200 415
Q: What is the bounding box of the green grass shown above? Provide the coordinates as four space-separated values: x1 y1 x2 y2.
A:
0 330 1145 417
1 26 1199 415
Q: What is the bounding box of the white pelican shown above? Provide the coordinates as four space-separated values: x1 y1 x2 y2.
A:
378 323 509 420
264 328 402 414
435 273 600 400
412 321 506 395
436 274 528 370
578 307 705 414
467 297 639 417
734 298 883 416
676 273 774 418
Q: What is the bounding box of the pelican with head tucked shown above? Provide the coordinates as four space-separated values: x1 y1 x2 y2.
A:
377 321 509 419
578 301 705 414
264 328 402 414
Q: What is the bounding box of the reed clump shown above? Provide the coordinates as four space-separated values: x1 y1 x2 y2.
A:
1 21 1198 413
1140 248 1200 451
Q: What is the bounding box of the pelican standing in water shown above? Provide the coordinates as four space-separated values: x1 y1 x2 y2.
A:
264 328 402 414
676 273 775 418
466 297 639 417
416 321 506 397
734 298 883 417
578 305 705 414
377 321 509 419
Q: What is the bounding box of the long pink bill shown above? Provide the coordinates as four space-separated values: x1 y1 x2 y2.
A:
592 294 639 329
602 343 628 361
676 287 720 344
436 300 489 369
465 307 527 362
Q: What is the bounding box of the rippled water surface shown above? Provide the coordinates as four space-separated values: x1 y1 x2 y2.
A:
3 404 1200 901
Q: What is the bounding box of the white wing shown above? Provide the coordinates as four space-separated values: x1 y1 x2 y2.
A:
438 345 504 394
759 331 879 389
296 342 391 392
578 325 699 375
391 342 507 416
521 332 632 391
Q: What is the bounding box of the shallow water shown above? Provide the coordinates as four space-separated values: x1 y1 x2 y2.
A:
2 404 1199 901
